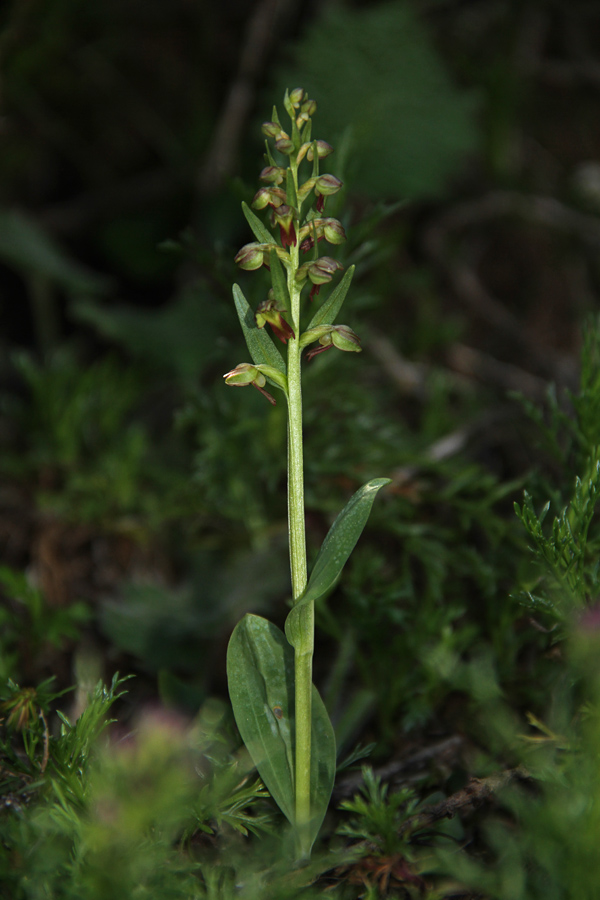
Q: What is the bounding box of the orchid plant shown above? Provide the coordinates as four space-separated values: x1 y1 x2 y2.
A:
224 88 389 861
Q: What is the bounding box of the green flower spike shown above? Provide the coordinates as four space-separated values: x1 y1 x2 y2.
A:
226 89 389 863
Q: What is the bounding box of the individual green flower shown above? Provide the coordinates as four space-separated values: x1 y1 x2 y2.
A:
272 204 297 248
296 257 343 300
259 165 286 185
298 218 346 251
255 296 295 343
314 175 343 212
301 324 362 361
223 363 276 405
234 242 267 270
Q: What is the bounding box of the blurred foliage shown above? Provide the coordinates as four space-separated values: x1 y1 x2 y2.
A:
274 2 479 200
0 566 89 683
1 348 192 531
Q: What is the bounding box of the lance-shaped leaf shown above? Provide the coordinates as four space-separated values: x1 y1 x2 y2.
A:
233 284 286 375
269 249 291 315
242 201 276 246
227 614 336 850
285 478 390 648
307 265 355 330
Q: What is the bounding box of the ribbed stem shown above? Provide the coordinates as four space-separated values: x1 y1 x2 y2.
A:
286 200 314 860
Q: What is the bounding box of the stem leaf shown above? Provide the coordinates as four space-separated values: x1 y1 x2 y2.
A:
233 284 286 375
227 614 336 850
285 478 390 648
242 201 275 245
307 265 356 330
270 249 291 315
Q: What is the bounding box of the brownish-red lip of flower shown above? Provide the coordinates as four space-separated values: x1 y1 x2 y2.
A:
301 235 325 253
316 194 325 213
305 343 331 362
280 221 297 248
252 382 277 405
271 318 295 343
309 283 321 301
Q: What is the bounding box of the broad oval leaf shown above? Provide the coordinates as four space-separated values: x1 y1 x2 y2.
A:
242 201 275 245
233 284 286 375
227 614 336 851
307 265 355 330
285 478 390 647
227 614 295 824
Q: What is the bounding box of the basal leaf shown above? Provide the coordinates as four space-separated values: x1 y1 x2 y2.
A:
307 266 355 330
227 614 336 851
227 615 295 824
308 681 336 851
285 478 390 647
233 284 286 375
242 201 275 245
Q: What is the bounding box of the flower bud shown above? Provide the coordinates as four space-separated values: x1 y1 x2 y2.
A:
308 257 343 284
252 187 285 210
323 218 346 244
306 141 334 162
262 121 281 138
297 256 343 299
259 166 286 185
289 87 305 107
234 242 267 270
315 174 342 196
331 324 361 352
301 99 317 117
315 175 343 211
251 187 273 210
275 138 295 155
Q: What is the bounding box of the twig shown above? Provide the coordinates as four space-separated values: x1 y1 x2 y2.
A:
399 766 530 836
39 711 49 775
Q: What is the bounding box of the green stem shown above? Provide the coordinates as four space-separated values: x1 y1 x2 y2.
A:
286 187 314 859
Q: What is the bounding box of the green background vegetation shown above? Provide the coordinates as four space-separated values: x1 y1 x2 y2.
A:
2 0 600 896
